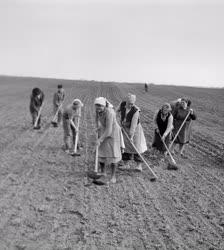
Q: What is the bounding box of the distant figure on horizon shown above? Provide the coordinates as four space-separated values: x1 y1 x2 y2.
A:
144 83 148 92
52 84 65 127
29 87 44 129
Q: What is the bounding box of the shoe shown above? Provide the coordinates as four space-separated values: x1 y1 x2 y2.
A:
167 162 178 170
110 177 117 184
136 163 142 172
69 151 81 156
118 160 124 167
65 149 70 154
34 125 41 130
118 162 130 170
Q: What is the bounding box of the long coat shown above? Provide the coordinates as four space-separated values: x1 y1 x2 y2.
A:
172 107 196 144
29 92 44 114
122 106 147 154
97 107 124 164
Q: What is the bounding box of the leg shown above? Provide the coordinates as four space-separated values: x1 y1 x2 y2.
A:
32 111 38 126
64 135 71 152
58 109 62 124
122 152 132 162
110 163 117 183
121 152 132 168
179 144 188 158
170 142 177 154
99 162 106 176
179 144 184 154
134 154 143 172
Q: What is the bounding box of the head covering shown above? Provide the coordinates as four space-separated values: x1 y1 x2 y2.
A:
181 97 188 103
162 102 172 111
32 87 41 96
106 99 113 108
94 97 106 106
127 94 136 104
58 84 63 89
72 98 84 107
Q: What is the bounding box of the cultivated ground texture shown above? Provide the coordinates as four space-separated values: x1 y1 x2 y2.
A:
0 76 223 250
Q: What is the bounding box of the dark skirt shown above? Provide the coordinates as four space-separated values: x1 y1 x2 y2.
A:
152 130 170 152
172 120 192 144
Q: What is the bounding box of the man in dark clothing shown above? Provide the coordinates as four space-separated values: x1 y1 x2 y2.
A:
30 88 44 129
144 83 148 92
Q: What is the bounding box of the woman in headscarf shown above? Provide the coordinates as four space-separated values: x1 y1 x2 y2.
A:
118 94 147 171
95 97 124 184
152 103 173 153
171 97 196 158
29 87 45 129
62 98 83 155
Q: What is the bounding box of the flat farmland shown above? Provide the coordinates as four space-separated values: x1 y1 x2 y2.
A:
0 76 223 250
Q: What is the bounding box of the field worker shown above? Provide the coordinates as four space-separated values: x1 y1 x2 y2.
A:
170 97 196 158
144 83 148 92
95 97 124 184
152 103 173 153
170 98 181 115
29 87 44 129
62 99 83 155
52 84 65 127
119 94 147 172
116 93 132 124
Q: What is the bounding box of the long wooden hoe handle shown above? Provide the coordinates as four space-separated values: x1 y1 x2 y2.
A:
52 102 63 123
169 111 191 150
34 104 43 128
158 132 176 165
74 117 80 153
122 128 157 180
94 131 99 173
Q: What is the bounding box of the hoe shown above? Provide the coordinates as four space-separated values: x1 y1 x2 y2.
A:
158 132 178 170
34 105 43 129
122 128 157 181
51 102 63 127
70 117 81 157
87 133 106 185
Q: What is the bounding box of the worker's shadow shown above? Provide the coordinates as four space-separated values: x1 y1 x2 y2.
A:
117 168 142 177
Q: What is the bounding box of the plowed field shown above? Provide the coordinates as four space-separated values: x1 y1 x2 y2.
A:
0 76 223 250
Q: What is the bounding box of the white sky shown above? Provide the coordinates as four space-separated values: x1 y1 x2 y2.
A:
0 0 224 87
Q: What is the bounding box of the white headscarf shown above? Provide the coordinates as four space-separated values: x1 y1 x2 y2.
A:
72 99 84 107
94 97 106 106
127 94 136 104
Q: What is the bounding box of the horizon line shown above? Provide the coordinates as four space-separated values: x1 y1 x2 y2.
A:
0 74 223 89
